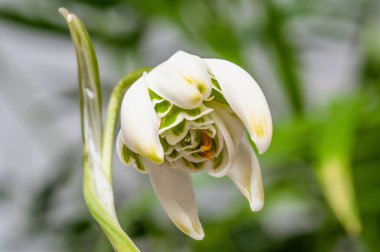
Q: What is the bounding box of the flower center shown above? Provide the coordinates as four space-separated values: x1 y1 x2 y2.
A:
149 89 226 172
200 131 214 159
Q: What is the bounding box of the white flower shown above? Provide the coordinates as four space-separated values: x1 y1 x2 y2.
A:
116 51 272 240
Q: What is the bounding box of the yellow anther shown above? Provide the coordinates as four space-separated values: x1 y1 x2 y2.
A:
200 131 214 159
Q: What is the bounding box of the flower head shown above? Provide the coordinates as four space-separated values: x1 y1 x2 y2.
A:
117 51 272 240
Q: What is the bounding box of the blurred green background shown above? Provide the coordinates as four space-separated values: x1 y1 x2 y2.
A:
0 0 379 251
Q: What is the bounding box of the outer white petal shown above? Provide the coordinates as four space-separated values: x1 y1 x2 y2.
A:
228 136 264 211
204 59 272 154
148 163 204 240
166 51 212 100
147 51 212 109
120 75 164 164
116 131 151 173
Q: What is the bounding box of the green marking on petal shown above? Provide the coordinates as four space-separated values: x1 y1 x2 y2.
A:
214 127 225 157
191 161 205 170
192 125 216 138
148 89 164 104
183 153 208 163
208 78 227 105
182 158 205 171
184 135 191 142
132 152 146 172
204 95 214 102
121 145 147 172
187 107 202 117
172 120 187 136
160 106 183 130
213 150 224 169
194 117 205 124
197 83 207 94
164 145 174 155
192 130 202 146
211 78 222 91
160 138 174 155
162 120 190 145
175 131 199 152
166 149 183 162
159 104 213 133
168 150 179 159
212 134 220 154
192 115 213 127
210 88 228 105
155 100 173 117
121 145 132 164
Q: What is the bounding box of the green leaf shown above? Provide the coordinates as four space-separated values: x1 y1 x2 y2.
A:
60 8 148 251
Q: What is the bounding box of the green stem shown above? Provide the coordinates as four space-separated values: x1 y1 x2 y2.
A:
102 68 150 181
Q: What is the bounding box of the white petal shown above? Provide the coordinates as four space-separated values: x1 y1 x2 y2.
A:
162 121 190 145
116 131 150 173
166 51 212 100
208 112 237 177
149 163 204 240
120 75 164 164
147 51 212 109
212 105 244 148
228 136 264 211
159 104 213 134
205 59 272 154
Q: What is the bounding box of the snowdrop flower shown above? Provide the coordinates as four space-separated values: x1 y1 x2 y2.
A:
116 51 272 240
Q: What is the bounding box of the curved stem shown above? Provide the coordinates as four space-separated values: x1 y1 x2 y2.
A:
102 68 151 181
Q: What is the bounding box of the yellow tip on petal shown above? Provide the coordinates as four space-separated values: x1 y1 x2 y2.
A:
204 58 273 154
252 121 266 139
145 148 164 164
249 190 264 212
248 114 271 154
173 213 205 240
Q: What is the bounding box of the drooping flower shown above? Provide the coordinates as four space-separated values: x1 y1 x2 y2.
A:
116 51 272 240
